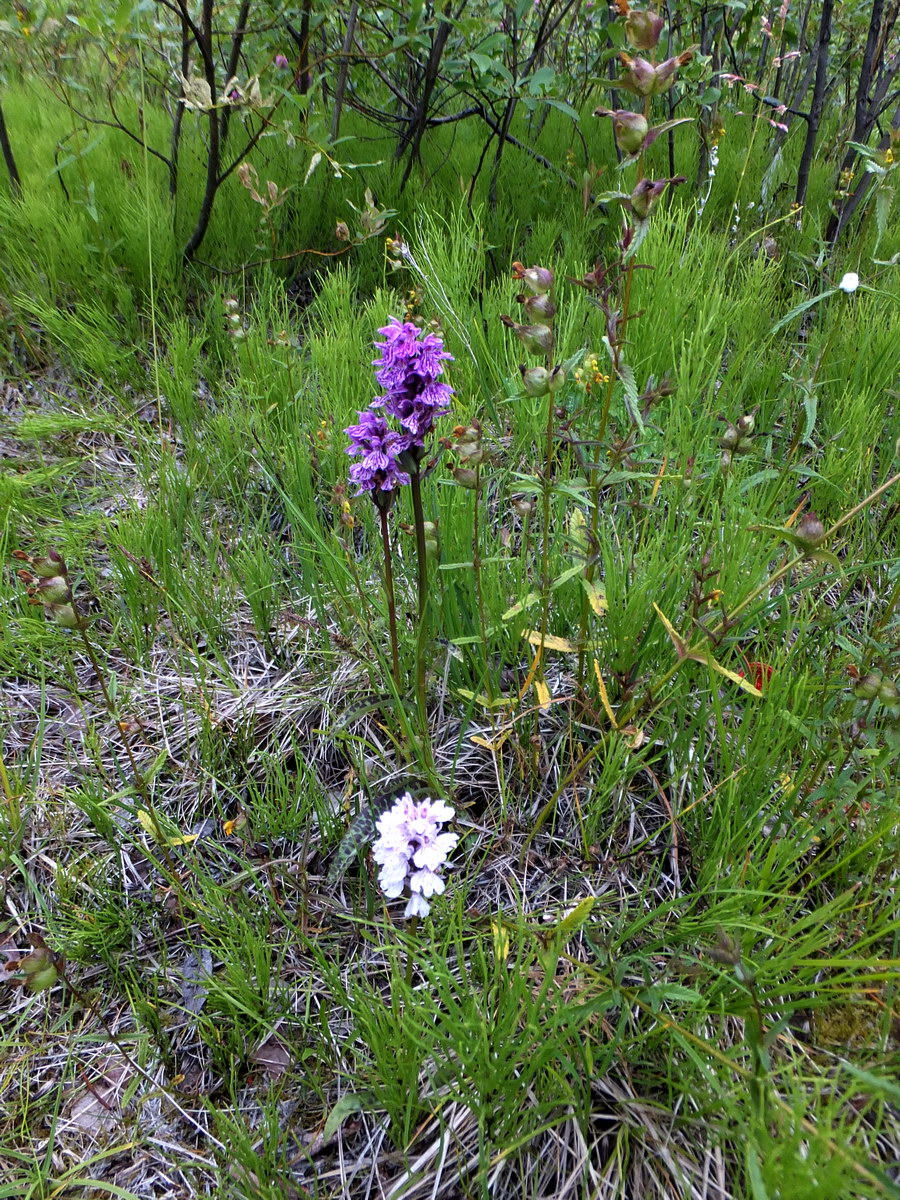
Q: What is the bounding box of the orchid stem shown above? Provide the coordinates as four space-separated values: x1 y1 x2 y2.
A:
379 505 402 688
537 382 555 682
410 471 434 770
405 915 419 987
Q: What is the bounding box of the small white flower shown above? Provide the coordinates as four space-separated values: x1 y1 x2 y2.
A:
409 867 446 898
371 792 458 918
413 834 458 872
376 857 409 895
839 271 860 294
404 891 431 919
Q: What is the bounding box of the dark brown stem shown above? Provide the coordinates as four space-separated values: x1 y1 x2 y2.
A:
796 0 833 210
181 0 220 262
330 3 359 142
397 0 457 186
0 99 22 197
826 0 896 242
220 0 252 148
298 0 312 98
169 9 191 198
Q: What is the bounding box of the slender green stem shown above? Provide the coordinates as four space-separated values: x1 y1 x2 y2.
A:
0 748 15 807
579 260 635 685
409 472 434 768
409 472 429 617
537 386 556 676
472 464 495 704
378 505 402 688
405 915 419 987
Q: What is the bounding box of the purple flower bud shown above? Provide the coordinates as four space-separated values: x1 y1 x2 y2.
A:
274 54 290 69
720 423 740 450
629 176 686 218
630 178 665 218
451 466 479 489
500 316 554 356
51 603 82 628
548 365 566 392
521 266 554 294
624 9 665 50
521 292 557 321
454 423 485 464
617 50 693 96
619 54 657 95
595 108 649 155
794 512 825 548
653 52 692 90
520 365 550 396
32 549 67 578
852 672 882 700
36 576 71 604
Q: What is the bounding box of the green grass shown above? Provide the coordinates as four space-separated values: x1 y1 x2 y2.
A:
1 52 900 1200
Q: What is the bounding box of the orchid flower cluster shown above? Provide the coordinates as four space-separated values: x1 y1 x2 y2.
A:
371 792 458 918
344 318 453 508
343 316 454 693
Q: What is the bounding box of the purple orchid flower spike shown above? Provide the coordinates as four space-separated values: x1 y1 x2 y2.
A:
345 408 410 505
372 319 454 462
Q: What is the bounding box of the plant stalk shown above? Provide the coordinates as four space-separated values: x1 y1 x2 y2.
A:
379 505 402 688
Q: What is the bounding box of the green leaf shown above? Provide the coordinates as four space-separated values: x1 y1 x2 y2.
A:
617 361 643 430
874 185 894 253
770 289 835 334
698 86 722 106
592 190 631 205
625 219 651 262
801 390 817 443
739 468 781 494
745 1144 770 1200
551 562 585 590
502 592 540 620
323 1094 366 1140
526 66 555 91
326 790 410 885
846 140 881 161
541 97 581 122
